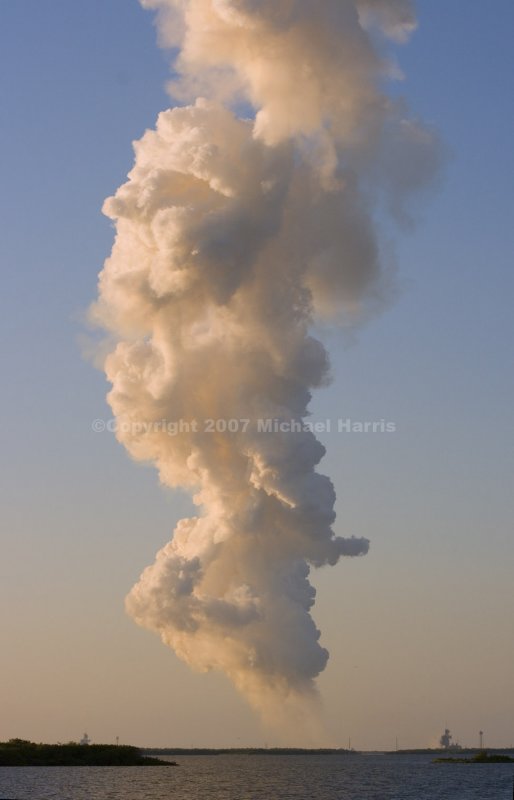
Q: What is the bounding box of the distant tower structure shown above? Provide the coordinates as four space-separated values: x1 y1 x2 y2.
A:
479 730 484 749
80 733 90 746
439 729 452 750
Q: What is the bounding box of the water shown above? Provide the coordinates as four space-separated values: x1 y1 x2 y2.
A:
0 754 513 800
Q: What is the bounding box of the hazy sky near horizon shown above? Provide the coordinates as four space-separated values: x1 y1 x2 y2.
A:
1 0 513 750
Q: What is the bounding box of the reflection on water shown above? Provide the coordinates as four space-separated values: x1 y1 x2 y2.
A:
0 754 513 800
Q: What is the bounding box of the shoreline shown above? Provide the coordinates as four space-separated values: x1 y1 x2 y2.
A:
0 741 175 767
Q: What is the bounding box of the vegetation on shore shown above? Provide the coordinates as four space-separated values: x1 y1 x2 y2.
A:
143 747 354 756
435 751 514 764
0 739 175 767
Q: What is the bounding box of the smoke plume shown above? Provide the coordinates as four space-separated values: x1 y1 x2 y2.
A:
93 0 438 728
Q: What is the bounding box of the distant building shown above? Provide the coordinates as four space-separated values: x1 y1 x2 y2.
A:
440 729 452 749
79 733 90 746
439 729 461 750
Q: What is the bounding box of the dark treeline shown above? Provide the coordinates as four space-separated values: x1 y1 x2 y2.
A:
435 751 514 764
0 739 174 766
143 747 354 756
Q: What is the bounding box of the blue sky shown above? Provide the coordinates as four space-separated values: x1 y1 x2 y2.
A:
0 1 513 748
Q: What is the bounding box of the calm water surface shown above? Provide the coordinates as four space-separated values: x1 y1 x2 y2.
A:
1 754 513 800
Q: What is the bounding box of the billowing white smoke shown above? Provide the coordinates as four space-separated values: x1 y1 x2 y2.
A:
93 0 438 727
